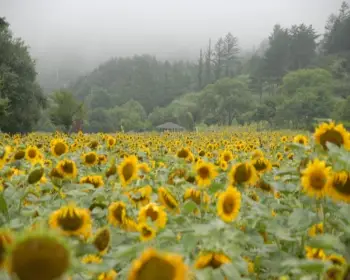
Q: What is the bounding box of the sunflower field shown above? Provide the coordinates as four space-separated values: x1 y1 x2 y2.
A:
0 121 350 280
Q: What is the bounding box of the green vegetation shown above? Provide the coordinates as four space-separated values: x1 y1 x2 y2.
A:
1 2 350 133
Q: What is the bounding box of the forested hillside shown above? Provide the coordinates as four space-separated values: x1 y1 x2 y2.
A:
55 2 349 133
1 2 350 133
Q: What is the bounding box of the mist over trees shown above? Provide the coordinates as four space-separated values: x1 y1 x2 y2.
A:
1 1 350 133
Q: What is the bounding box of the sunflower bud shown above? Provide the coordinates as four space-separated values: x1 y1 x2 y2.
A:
27 167 44 184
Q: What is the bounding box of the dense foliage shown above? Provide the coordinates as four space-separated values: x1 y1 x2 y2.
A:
0 18 46 133
1 2 350 133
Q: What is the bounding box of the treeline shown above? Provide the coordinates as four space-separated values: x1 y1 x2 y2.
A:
1 2 350 133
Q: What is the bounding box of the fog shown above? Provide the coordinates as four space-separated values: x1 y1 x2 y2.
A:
1 0 344 70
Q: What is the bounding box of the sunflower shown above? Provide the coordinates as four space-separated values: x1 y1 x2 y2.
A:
128 248 188 280
27 167 45 184
183 188 210 207
176 147 191 159
308 222 323 237
314 122 350 150
252 157 272 173
194 252 231 269
194 161 218 187
50 139 68 157
93 227 111 255
305 246 326 260
243 256 255 274
25 145 41 164
106 136 116 148
138 223 156 242
221 150 233 162
123 216 138 232
81 254 102 264
217 187 241 223
251 149 264 159
327 171 350 203
98 270 118 280
301 159 331 198
127 185 152 208
138 203 167 229
327 255 347 266
324 265 346 280
49 204 92 238
228 162 258 186
158 187 180 214
80 175 104 188
293 134 308 145
118 155 139 186
108 201 126 226
13 149 25 160
0 230 13 268
56 159 78 179
81 151 98 166
7 232 70 280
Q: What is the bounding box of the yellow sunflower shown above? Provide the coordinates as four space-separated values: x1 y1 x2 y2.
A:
221 150 234 162
228 162 258 186
138 223 156 242
301 159 331 198
138 203 167 229
305 246 326 260
252 157 272 173
194 161 218 187
25 145 41 164
127 185 152 208
50 138 68 157
327 254 347 266
117 155 139 186
217 187 241 223
81 151 98 166
98 270 118 280
128 248 188 280
158 187 180 214
106 136 116 148
293 134 308 145
80 175 104 188
56 159 78 179
194 252 231 269
314 122 350 150
308 222 323 237
327 171 350 203
107 201 126 227
49 204 92 238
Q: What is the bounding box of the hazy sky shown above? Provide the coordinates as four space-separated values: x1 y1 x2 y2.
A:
0 0 345 63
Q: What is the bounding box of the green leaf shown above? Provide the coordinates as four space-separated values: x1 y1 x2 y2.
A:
183 201 197 214
221 263 242 279
308 234 346 252
0 193 9 222
298 259 326 273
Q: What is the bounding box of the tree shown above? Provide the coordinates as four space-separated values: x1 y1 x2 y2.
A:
0 17 47 132
323 2 350 55
197 49 204 90
281 68 333 96
289 24 318 70
49 90 83 132
214 37 225 80
263 24 291 81
223 33 239 77
204 39 214 86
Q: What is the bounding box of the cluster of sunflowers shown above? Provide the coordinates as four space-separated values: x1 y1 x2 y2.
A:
0 121 349 280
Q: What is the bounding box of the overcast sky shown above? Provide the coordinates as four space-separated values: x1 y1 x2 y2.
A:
0 0 345 63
